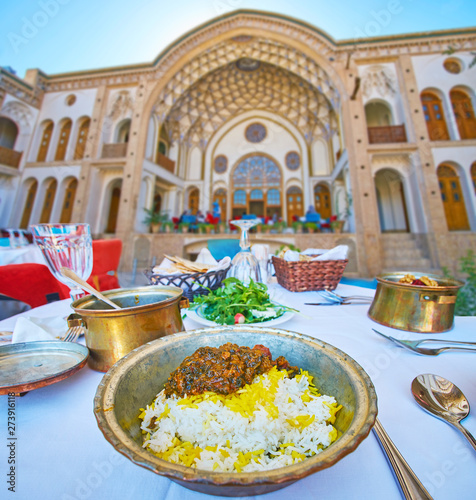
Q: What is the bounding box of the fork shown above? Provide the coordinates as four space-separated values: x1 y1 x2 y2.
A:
319 290 373 303
372 328 476 356
60 325 83 343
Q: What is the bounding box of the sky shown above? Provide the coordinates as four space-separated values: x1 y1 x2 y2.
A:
0 0 475 78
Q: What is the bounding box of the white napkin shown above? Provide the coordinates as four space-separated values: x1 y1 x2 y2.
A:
11 315 68 344
281 245 349 261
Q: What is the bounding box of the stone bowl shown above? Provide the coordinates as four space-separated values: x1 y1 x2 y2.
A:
94 326 377 496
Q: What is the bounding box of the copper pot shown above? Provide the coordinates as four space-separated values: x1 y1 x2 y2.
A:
70 286 188 372
368 272 464 333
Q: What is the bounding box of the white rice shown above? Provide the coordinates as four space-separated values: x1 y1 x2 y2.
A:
139 367 341 472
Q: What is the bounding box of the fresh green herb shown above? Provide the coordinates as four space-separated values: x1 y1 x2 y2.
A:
190 277 297 325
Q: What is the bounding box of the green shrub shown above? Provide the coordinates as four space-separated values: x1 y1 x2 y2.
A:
443 250 476 316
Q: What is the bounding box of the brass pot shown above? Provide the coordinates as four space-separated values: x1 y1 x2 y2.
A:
368 272 464 333
70 286 188 372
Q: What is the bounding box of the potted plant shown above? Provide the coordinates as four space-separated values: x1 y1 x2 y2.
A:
304 222 318 233
143 208 169 233
178 222 190 233
272 221 286 233
330 219 345 233
162 221 174 233
199 223 214 234
292 221 303 233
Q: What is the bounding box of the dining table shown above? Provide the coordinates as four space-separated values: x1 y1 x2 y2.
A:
0 282 475 500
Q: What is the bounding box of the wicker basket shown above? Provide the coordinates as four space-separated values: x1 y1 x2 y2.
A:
272 256 348 292
144 266 230 301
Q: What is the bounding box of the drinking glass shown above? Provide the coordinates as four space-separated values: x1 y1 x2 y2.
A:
228 219 262 284
30 223 93 302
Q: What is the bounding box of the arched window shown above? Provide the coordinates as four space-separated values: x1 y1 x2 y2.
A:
232 155 282 218
37 121 54 162
74 119 90 160
314 184 332 220
450 90 476 140
20 180 38 229
286 186 303 224
213 188 227 220
60 178 78 223
54 119 72 161
116 119 131 143
421 92 449 141
437 164 470 231
0 117 18 149
40 179 57 223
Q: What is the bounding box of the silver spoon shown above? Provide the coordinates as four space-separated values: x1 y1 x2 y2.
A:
60 267 121 310
411 374 476 451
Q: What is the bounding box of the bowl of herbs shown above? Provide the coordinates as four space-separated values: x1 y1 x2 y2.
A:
185 278 298 327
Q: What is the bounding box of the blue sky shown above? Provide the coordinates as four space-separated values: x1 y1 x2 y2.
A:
1 0 475 77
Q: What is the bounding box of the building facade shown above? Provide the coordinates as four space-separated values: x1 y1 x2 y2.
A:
1 10 475 276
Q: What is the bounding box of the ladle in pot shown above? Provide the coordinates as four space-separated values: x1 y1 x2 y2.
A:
61 267 121 310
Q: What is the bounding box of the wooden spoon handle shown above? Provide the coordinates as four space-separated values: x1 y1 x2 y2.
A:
61 267 121 310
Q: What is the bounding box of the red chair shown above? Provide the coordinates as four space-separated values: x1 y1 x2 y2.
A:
87 239 122 291
0 263 70 308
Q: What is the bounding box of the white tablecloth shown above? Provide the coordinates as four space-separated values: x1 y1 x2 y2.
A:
0 245 45 266
0 284 475 500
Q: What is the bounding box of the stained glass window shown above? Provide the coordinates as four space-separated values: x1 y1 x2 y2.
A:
233 155 281 189
234 190 246 205
285 151 300 170
250 189 263 200
245 123 266 143
214 155 228 173
267 189 280 205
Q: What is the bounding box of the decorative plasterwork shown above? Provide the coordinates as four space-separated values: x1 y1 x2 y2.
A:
0 100 35 132
158 56 338 148
371 153 412 176
108 90 134 120
362 65 397 98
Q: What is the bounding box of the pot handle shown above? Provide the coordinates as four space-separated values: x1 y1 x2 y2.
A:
67 313 86 329
179 297 190 310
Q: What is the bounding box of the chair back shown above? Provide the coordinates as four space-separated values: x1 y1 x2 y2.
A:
207 239 241 261
87 239 122 291
0 263 70 308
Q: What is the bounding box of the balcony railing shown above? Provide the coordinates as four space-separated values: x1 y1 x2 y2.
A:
101 142 128 159
368 125 407 144
0 146 22 168
156 152 176 174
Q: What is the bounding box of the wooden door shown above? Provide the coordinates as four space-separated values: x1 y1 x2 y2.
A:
54 120 72 161
37 122 53 162
189 189 199 215
106 186 121 233
40 179 57 223
74 119 90 160
421 92 450 141
60 179 78 223
314 184 331 220
451 90 476 140
20 181 38 229
438 165 470 231
286 187 303 224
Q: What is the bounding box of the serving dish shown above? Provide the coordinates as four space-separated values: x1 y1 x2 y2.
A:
94 326 377 496
185 306 295 328
0 340 89 395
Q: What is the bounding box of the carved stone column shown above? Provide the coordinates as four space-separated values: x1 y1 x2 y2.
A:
72 85 108 222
